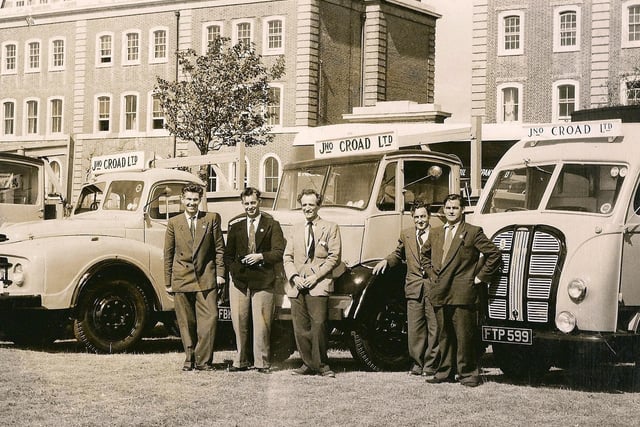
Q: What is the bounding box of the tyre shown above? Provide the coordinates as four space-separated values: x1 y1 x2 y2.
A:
349 297 410 371
73 278 150 353
492 343 551 382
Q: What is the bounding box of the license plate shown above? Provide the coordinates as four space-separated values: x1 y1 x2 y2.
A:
218 307 232 321
482 326 532 345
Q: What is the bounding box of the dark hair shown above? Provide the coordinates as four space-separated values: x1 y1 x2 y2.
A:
240 186 261 200
182 183 204 197
443 193 465 208
297 188 323 206
410 200 431 215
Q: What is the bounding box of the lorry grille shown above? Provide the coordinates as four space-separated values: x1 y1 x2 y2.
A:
488 226 564 324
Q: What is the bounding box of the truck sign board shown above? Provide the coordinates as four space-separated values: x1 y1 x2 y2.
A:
90 151 146 175
524 119 622 140
315 131 398 159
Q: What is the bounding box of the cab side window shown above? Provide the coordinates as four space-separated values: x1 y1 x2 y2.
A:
402 160 451 212
632 181 640 218
148 183 185 220
376 162 396 211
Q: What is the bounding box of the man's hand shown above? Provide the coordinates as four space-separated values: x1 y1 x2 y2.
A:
302 274 318 289
242 253 264 266
474 276 483 285
372 259 388 275
292 275 305 291
216 276 226 285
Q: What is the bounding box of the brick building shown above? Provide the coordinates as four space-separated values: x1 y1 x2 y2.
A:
472 0 640 127
0 0 441 201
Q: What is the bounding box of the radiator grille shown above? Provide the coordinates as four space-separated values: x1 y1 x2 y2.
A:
488 226 563 324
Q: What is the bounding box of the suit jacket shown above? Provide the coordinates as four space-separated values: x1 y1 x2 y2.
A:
164 211 226 293
421 221 501 307
223 212 286 291
283 217 341 297
386 226 430 300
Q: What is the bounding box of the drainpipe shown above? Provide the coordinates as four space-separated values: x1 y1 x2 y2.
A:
173 10 180 158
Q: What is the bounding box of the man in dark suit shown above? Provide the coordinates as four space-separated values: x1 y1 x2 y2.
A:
422 194 501 387
283 189 342 378
224 187 285 374
164 184 226 371
372 200 439 377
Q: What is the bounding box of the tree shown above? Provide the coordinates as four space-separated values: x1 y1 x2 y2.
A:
155 37 285 155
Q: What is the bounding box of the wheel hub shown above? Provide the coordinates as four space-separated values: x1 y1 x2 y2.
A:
91 294 135 340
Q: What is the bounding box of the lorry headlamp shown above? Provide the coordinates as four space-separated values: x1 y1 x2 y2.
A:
567 278 587 303
13 263 24 287
556 311 576 333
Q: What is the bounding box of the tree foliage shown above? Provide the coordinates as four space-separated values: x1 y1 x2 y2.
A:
155 38 285 154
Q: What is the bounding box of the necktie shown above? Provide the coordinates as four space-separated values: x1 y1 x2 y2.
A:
248 218 256 253
190 216 196 239
307 221 315 259
417 230 426 249
442 225 453 262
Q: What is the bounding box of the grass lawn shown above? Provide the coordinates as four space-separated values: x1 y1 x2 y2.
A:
1 337 639 426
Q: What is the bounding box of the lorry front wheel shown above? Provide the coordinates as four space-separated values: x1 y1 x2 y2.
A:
73 278 149 353
349 297 410 371
492 343 551 382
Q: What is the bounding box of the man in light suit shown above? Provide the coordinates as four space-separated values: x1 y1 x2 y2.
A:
164 184 226 371
372 200 439 377
283 188 341 377
422 194 501 387
224 187 285 374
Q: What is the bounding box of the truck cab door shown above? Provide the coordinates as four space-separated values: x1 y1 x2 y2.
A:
144 182 186 257
621 180 640 306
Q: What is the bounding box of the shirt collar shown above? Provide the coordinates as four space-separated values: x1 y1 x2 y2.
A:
444 221 461 230
185 211 199 221
248 214 262 224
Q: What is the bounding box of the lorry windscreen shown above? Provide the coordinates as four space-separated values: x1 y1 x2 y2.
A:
482 163 627 215
0 160 39 206
274 160 378 210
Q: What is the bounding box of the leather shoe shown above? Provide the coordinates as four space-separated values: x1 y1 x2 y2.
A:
320 369 336 378
426 376 455 384
257 367 271 374
195 364 216 371
408 366 422 376
227 366 249 372
461 381 480 387
291 365 314 375
182 366 194 372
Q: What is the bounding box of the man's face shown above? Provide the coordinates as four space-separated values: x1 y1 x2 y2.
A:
443 199 463 224
181 191 201 216
300 194 320 222
242 194 260 218
412 207 429 231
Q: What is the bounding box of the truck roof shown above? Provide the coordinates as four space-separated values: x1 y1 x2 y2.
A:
0 152 44 167
281 149 462 170
86 167 205 186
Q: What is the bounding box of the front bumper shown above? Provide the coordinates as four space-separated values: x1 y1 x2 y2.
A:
0 293 43 310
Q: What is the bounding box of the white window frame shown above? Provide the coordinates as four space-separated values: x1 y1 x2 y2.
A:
95 94 112 133
121 92 139 133
49 37 66 71
232 19 254 47
623 1 640 48
498 10 524 56
228 157 250 189
96 32 114 67
263 16 285 55
1 98 17 137
1 41 18 75
496 82 523 123
122 29 141 66
553 6 580 53
552 80 579 122
149 27 168 64
619 75 640 105
266 83 283 127
24 98 39 135
259 153 282 193
24 39 41 73
47 96 64 135
148 92 167 134
202 21 224 54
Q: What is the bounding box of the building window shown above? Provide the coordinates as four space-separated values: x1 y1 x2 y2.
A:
122 94 138 131
150 28 167 62
262 155 280 192
26 40 40 72
266 86 282 126
123 31 140 64
497 83 522 123
498 11 524 56
97 96 111 132
26 100 38 134
98 34 113 65
151 95 165 130
621 76 640 105
208 166 218 192
263 17 284 55
623 2 640 47
230 159 249 189
50 38 65 70
3 101 15 135
50 98 63 133
203 22 223 53
552 81 578 122
630 5 640 42
2 43 17 74
234 21 252 47
554 8 580 52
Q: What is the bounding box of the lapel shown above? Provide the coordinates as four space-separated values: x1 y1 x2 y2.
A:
237 217 249 250
431 227 444 271
192 211 208 254
441 222 467 269
255 216 269 250
406 228 420 263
